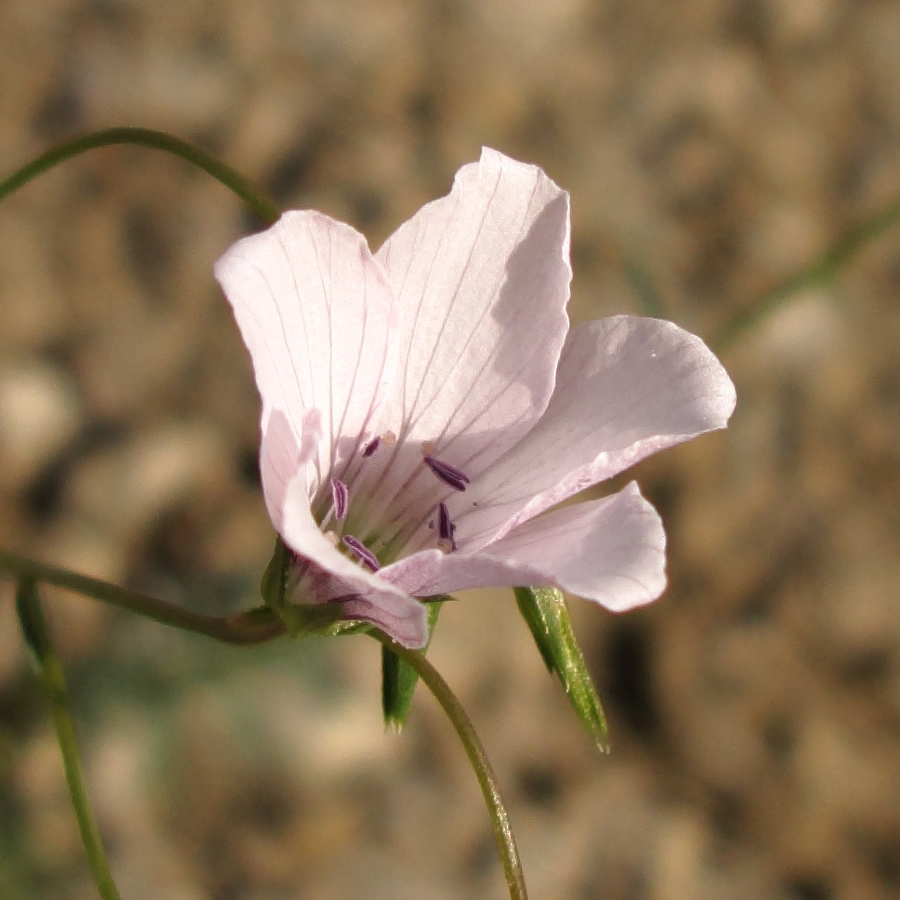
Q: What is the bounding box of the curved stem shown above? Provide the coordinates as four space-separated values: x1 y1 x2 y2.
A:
1 124 526 899
15 579 123 900
0 127 281 225
370 630 528 900
4 552 529 898
0 548 285 645
3 563 524 895
717 190 900 351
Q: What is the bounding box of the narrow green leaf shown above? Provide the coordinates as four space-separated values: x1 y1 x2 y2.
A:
382 599 445 731
514 586 609 752
15 578 50 665
260 538 290 613
15 580 123 900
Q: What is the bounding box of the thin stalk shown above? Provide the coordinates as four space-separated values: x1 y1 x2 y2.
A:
0 548 285 645
370 630 528 900
0 127 281 225
15 579 122 900
3 552 526 896
717 191 900 351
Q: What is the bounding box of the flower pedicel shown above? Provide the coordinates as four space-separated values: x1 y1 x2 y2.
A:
215 148 736 648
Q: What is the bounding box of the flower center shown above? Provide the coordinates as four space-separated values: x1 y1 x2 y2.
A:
319 432 469 572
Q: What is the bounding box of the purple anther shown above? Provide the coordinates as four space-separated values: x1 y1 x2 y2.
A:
331 477 348 521
438 501 457 551
423 456 470 492
342 535 380 571
362 436 381 457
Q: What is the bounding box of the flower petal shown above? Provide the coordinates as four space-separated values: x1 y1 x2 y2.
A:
356 149 571 539
456 316 736 549
259 407 321 536
376 148 571 461
381 482 666 613
279 473 428 648
215 211 398 503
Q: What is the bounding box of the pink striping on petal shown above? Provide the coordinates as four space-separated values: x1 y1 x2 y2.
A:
214 211 398 493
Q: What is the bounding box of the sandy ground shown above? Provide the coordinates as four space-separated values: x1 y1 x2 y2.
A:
2 1 900 898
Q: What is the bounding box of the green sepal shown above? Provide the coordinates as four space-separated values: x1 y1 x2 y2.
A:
514 586 609 752
260 538 290 612
381 597 447 731
280 602 348 637
260 538 352 638
326 620 373 637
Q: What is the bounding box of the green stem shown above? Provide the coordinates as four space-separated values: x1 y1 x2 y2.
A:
15 579 122 900
2 552 526 895
1 124 527 899
0 126 281 225
370 630 528 900
717 191 900 351
0 548 285 645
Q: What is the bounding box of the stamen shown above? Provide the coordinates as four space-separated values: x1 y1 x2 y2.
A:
331 477 348 521
342 535 380 571
382 430 397 447
438 501 457 551
324 530 339 546
423 456 470 492
362 436 381 457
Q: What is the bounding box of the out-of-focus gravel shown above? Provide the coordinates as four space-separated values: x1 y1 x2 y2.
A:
2 1 900 898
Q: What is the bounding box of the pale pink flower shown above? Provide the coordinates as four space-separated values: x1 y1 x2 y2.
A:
215 149 736 648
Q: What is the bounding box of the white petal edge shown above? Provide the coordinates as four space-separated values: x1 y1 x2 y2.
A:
381 481 666 614
455 316 736 549
215 211 398 503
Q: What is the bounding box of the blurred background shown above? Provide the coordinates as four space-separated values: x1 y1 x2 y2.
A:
1 0 899 898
